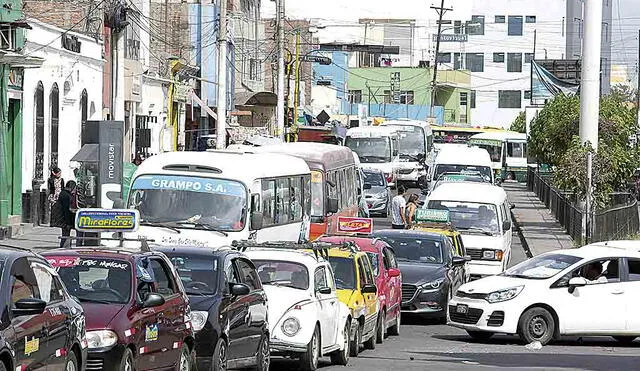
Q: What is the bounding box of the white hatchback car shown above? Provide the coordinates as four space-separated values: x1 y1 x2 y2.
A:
245 248 352 371
448 242 640 345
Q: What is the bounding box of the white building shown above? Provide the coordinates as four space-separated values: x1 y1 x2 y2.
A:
21 19 103 192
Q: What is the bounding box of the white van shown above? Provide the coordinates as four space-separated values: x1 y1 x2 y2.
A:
425 182 513 279
344 126 399 187
120 150 312 247
430 146 494 187
380 119 434 188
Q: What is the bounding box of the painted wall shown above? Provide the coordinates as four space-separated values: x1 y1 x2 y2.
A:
22 20 103 192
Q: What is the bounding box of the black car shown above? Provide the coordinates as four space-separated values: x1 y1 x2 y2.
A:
155 246 269 371
373 230 468 319
0 247 87 371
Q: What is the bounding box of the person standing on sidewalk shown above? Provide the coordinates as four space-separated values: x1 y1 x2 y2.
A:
391 186 407 229
51 181 77 248
47 167 64 216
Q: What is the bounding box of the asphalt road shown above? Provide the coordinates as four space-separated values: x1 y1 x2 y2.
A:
270 188 640 370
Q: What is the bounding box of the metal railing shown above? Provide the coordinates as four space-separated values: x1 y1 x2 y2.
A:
526 167 639 244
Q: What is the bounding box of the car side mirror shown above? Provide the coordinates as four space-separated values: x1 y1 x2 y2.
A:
361 284 377 294
363 183 372 190
13 298 47 317
568 277 587 293
230 283 251 296
452 256 468 266
502 221 511 231
250 211 263 231
113 197 125 209
317 286 332 295
510 203 516 210
327 198 339 214
142 293 165 308
387 268 401 278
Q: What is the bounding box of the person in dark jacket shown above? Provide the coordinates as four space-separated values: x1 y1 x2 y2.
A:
47 167 64 210
51 180 77 248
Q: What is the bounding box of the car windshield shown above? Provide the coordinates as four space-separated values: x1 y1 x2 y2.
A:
503 254 582 279
328 257 357 290
395 126 426 158
427 200 500 235
364 170 385 187
47 256 132 304
472 143 502 163
434 164 492 181
164 254 218 295
379 236 444 264
345 137 392 163
129 175 247 232
252 260 309 290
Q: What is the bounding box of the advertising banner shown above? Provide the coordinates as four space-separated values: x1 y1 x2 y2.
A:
337 217 374 234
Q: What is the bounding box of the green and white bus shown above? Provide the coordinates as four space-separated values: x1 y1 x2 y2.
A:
468 131 528 182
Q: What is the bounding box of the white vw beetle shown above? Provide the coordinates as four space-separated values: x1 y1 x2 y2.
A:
244 247 352 370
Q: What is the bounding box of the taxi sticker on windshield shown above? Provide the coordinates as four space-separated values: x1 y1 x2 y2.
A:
145 324 159 342
24 337 39 355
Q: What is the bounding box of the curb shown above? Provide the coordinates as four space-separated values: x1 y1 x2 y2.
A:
511 209 533 258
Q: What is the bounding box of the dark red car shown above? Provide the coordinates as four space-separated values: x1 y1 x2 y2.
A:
42 248 196 371
319 236 402 341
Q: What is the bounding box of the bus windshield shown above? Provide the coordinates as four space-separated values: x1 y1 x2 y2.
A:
345 137 392 163
394 126 426 159
129 175 248 232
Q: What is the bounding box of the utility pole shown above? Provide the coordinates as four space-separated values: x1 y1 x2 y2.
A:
293 31 301 142
275 0 286 141
579 0 602 243
430 0 452 117
216 0 228 149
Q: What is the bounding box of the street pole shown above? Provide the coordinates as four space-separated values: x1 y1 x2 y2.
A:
579 0 602 243
275 0 286 141
216 0 228 149
293 31 300 142
430 0 452 118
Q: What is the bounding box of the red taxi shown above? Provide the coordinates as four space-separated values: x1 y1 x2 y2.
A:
319 235 402 341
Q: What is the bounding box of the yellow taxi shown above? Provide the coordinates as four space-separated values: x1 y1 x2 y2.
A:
411 209 470 281
325 244 379 357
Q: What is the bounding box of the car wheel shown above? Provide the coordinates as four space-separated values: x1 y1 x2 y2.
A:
363 321 377 350
212 339 228 371
466 330 494 341
177 344 191 371
613 336 637 344
119 348 134 371
376 311 385 344
388 311 400 336
349 323 361 357
65 350 78 371
300 326 320 371
255 334 270 371
330 321 351 365
518 307 555 345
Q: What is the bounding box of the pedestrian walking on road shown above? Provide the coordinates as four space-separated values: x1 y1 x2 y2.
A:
406 193 419 226
51 180 77 248
391 185 407 229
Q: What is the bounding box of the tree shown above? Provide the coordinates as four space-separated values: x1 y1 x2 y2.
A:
509 111 526 133
528 94 580 165
610 84 637 104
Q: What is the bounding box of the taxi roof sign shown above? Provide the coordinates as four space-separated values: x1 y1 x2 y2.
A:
415 209 450 223
75 208 140 233
337 217 373 234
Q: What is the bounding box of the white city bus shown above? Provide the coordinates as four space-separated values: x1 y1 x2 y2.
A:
468 131 528 182
380 119 435 188
119 151 312 247
345 126 400 187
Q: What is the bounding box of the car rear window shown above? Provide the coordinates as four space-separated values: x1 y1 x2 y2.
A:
46 256 132 304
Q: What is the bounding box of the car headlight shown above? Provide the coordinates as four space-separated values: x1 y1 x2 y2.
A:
422 278 445 291
86 330 118 349
376 191 388 198
190 311 209 332
282 318 300 337
485 286 524 303
482 249 503 261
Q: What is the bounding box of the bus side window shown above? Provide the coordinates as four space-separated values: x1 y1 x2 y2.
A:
277 178 290 224
261 180 276 226
290 176 303 221
303 175 311 216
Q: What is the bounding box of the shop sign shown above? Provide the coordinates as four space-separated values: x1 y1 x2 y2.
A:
61 34 82 53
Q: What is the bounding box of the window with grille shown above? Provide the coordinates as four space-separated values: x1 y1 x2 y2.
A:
35 82 45 179
465 53 484 72
50 84 60 168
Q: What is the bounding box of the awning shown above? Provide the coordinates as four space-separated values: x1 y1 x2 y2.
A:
0 50 44 68
71 144 99 162
235 91 278 106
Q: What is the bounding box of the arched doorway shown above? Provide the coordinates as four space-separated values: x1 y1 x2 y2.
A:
80 89 88 143
50 83 59 167
34 81 44 180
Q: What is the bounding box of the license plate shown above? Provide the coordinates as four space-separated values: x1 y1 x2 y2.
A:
456 304 468 314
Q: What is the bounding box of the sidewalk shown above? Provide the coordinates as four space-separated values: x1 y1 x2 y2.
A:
0 225 62 252
503 182 574 256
